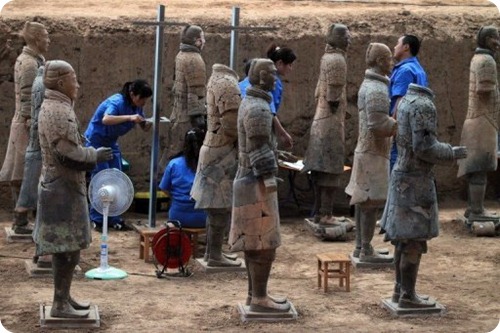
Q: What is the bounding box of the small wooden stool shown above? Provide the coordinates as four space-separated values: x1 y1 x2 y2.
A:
182 228 206 259
132 224 164 262
317 253 351 292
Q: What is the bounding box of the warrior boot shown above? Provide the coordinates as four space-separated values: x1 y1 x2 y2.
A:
391 247 428 303
206 212 241 267
69 296 91 310
468 184 498 221
222 252 238 261
244 258 287 306
12 211 33 234
352 205 362 257
398 253 435 308
359 207 392 263
51 252 90 318
248 259 290 313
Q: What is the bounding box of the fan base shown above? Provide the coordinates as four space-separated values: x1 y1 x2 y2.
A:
85 267 127 280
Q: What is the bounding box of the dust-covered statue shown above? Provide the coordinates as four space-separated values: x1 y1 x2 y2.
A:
162 25 207 167
0 22 49 234
229 58 290 313
191 64 242 267
345 43 397 263
303 23 352 228
380 83 467 309
457 26 500 224
35 60 112 318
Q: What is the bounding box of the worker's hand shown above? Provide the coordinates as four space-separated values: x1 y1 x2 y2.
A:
452 146 467 160
129 114 145 123
96 147 113 162
278 150 298 163
280 131 293 149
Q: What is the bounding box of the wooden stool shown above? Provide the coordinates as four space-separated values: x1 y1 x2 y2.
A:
182 228 206 259
317 253 351 292
132 224 164 262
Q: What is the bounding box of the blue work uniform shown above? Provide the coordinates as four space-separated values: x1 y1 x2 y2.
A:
159 156 207 228
84 93 144 226
239 75 282 115
389 56 428 171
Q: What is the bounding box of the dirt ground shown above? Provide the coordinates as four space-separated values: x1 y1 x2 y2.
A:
0 200 499 333
0 1 499 333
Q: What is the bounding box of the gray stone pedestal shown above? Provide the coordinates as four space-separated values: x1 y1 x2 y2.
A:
195 258 246 273
5 227 33 243
381 298 446 317
40 304 100 328
237 302 298 322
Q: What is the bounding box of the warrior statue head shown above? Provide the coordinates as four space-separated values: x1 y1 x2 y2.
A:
366 42 393 76
477 25 500 53
248 58 277 92
21 21 49 55
181 25 205 50
326 23 351 51
43 60 78 100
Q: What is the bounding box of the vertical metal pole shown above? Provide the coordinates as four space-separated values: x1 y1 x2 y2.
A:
148 4 165 228
229 6 240 70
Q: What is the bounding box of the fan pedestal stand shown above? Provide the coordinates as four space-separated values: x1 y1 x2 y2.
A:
40 303 100 329
85 204 127 280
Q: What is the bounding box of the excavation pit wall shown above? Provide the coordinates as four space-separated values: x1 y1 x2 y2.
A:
1 11 499 211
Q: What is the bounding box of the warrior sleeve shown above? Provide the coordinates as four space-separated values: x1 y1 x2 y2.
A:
412 103 454 165
18 60 38 119
366 89 396 137
218 85 241 140
186 56 207 117
475 56 497 94
325 56 346 104
49 111 98 171
246 107 277 177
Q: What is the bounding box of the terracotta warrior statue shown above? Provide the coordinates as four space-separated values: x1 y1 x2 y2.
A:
0 22 49 234
457 25 500 221
191 64 242 267
303 23 351 225
346 43 397 263
162 25 207 168
229 59 290 312
380 83 467 308
35 60 112 318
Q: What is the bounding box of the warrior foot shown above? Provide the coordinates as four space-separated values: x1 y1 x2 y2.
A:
207 257 242 267
50 302 90 318
69 296 90 310
398 293 435 308
249 296 291 313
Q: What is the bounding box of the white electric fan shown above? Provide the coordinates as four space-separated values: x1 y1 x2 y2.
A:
85 168 134 280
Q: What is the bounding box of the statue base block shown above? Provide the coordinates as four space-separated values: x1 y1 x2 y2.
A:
380 298 446 317
350 254 394 269
40 304 100 328
195 258 246 273
5 227 33 243
236 302 298 322
25 260 82 277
